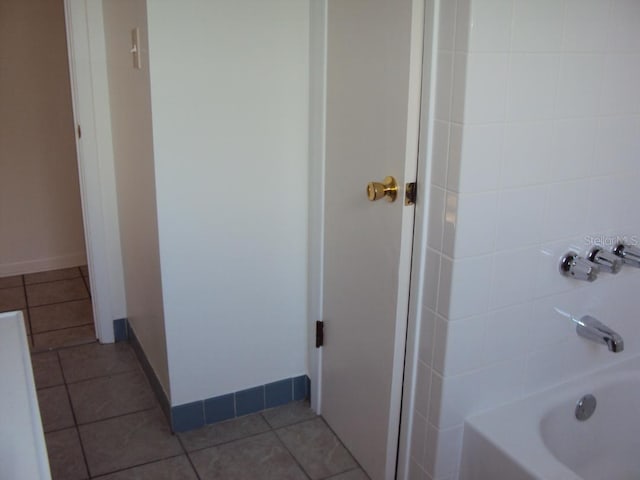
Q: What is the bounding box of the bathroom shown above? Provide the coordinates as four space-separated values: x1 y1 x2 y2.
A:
2 0 640 479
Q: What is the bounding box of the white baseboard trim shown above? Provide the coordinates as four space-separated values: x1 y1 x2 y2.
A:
0 252 88 277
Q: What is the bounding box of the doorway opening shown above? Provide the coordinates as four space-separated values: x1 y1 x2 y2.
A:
0 1 97 347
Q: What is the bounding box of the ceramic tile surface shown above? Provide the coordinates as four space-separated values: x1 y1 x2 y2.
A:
26 277 89 306
79 408 183 477
37 385 75 432
59 342 138 383
45 428 89 480
179 413 270 452
30 299 94 333
24 267 82 285
189 432 307 480
277 418 358 479
262 400 318 429
68 370 157 424
93 456 198 480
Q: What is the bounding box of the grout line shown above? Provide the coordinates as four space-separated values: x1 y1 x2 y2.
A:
57 350 93 479
20 275 31 336
27 294 91 310
73 405 159 429
272 430 313 480
87 453 187 479
177 436 203 480
31 321 95 336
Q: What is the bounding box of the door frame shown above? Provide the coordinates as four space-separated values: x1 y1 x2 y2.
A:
63 0 126 343
308 0 435 477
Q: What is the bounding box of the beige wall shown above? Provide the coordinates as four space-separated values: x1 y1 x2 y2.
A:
0 0 87 277
102 0 170 396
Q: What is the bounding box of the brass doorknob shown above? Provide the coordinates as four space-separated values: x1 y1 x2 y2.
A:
367 176 398 202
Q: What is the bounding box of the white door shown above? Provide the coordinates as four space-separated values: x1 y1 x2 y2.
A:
321 0 424 479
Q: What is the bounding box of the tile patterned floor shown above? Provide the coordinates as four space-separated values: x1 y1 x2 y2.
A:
32 340 369 479
0 266 95 350
2 267 371 479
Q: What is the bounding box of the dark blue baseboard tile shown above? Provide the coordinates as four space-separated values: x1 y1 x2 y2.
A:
127 321 172 424
171 374 311 433
113 318 129 342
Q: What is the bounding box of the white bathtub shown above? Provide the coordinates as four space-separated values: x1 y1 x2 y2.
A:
460 356 640 480
0 311 51 480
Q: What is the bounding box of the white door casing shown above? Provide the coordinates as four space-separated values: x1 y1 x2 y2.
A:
320 0 425 478
64 0 126 343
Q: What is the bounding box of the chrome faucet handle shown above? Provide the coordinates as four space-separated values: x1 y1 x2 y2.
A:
613 243 640 268
560 252 599 282
588 247 623 274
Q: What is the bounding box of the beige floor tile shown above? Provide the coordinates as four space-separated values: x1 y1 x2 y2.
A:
328 469 370 480
26 278 89 307
276 418 357 480
179 414 270 452
92 455 198 480
45 428 89 480
80 265 89 277
37 385 75 432
69 370 157 424
0 274 22 289
189 431 307 480
32 325 96 351
31 351 64 389
0 286 26 312
262 400 317 429
59 342 139 383
30 299 94 333
24 267 81 285
79 408 183 477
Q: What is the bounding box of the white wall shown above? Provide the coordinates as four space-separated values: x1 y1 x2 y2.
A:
0 0 86 277
146 0 310 406
102 0 170 394
411 0 640 478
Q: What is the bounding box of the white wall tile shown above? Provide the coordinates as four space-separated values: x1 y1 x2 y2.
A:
501 122 553 188
542 180 590 242
495 187 546 250
424 252 441 312
457 53 509 123
506 54 560 121
428 187 446 251
439 0 458 52
435 52 454 121
599 54 640 114
593 116 640 176
563 0 611 52
454 0 471 52
431 121 451 188
490 247 539 309
482 304 532 365
420 307 437 367
467 0 513 52
448 124 503 193
523 342 571 393
440 255 493 320
511 0 565 52
430 360 524 429
425 424 464 479
434 314 487 375
451 54 467 123
415 361 433 418
555 54 604 118
443 192 497 258
549 118 598 182
607 0 640 52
